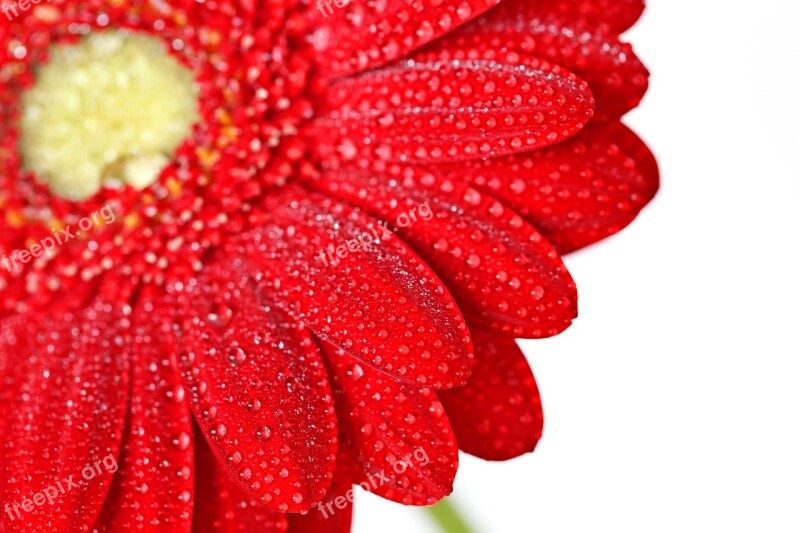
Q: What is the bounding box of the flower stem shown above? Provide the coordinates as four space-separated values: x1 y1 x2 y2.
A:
425 498 476 533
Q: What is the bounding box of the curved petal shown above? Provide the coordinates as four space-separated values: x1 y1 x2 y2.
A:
234 186 473 389
0 280 99 444
287 445 356 533
599 122 660 201
309 50 593 165
0 296 129 532
192 426 288 533
308 0 502 77
93 288 195 532
319 340 459 506
434 122 657 253
491 0 646 34
437 14 648 121
307 165 577 338
169 256 338 513
439 328 543 461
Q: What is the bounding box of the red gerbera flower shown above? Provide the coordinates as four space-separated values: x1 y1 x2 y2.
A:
0 0 656 531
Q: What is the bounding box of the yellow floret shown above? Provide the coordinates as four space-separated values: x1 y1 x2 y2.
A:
20 31 199 200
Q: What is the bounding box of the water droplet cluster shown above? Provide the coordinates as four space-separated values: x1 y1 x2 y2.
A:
440 12 649 121
322 341 459 505
168 259 338 512
310 0 503 76
312 51 594 164
308 165 578 338
438 121 657 253
439 329 543 460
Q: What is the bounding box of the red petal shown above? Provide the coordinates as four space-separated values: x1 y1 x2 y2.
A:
599 122 660 201
169 256 338 513
0 238 24 315
308 0 502 77
439 328 543 461
0 331 8 446
0 274 76 440
436 122 657 253
0 258 102 321
308 166 577 338
192 426 288 533
238 186 473 389
309 50 593 164
491 0 646 34
0 297 128 532
93 290 194 532
319 340 459 506
438 14 648 121
287 446 356 533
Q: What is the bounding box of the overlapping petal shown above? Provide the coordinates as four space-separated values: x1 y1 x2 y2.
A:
168 257 338 513
309 0 502 76
192 427 288 533
307 165 578 338
309 49 594 164
435 13 648 121
287 445 356 533
434 122 657 253
319 341 459 506
439 328 543 461
0 295 128 532
233 186 474 389
93 290 195 532
489 0 646 34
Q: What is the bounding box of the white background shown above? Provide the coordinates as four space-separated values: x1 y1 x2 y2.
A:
354 0 800 531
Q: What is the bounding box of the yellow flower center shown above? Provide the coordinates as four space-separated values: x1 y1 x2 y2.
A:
19 31 199 200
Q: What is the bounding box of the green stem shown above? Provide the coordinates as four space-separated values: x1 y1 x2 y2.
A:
425 498 477 533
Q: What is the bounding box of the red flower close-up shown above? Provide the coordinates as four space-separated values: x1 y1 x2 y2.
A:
0 0 655 531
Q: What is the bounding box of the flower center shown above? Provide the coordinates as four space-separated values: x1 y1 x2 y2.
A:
19 31 199 200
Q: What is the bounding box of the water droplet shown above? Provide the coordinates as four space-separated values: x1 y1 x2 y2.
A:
166 384 186 403
256 426 271 441
227 345 247 366
212 423 227 439
173 432 191 451
429 403 445 418
247 399 263 412
346 364 364 381
207 304 233 328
